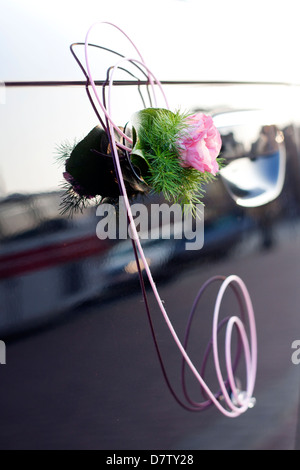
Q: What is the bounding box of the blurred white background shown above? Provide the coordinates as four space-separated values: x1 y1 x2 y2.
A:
1 0 300 83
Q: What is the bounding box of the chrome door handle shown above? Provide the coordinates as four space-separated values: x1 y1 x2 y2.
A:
214 109 286 207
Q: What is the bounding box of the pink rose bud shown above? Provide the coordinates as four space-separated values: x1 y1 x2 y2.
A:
177 113 222 176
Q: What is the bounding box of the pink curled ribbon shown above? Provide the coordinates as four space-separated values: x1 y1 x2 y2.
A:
82 22 257 417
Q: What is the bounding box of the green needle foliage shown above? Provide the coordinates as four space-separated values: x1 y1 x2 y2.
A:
55 140 78 166
131 108 219 216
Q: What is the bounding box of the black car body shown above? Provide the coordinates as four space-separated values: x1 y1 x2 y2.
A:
1 2 300 450
1 78 300 450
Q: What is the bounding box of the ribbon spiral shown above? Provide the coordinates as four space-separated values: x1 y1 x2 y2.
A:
79 22 257 417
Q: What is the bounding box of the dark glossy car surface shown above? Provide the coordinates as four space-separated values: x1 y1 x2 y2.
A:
1 76 300 450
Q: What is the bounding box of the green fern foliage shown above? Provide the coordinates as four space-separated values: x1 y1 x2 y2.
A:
131 108 220 215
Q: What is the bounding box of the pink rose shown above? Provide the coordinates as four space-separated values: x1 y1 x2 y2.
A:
177 113 222 176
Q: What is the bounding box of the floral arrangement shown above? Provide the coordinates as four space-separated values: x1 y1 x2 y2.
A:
59 107 222 216
55 22 257 419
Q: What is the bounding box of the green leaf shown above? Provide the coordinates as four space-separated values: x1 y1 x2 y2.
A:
130 147 146 160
